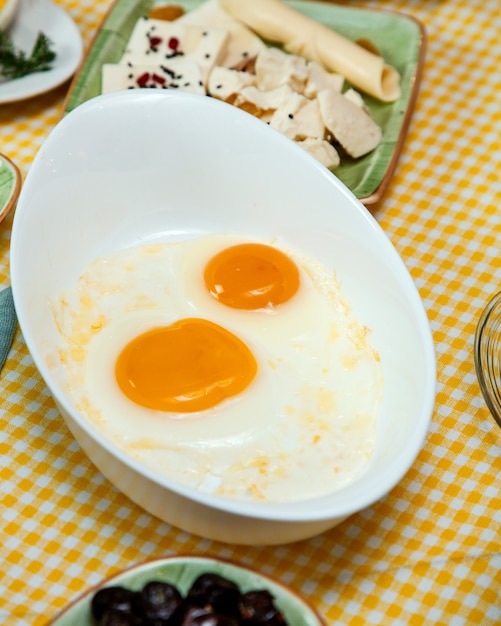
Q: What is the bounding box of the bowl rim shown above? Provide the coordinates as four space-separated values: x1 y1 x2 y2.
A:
10 89 437 525
0 152 22 225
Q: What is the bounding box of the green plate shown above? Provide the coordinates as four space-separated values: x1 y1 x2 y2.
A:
63 0 425 205
0 153 21 225
45 555 327 625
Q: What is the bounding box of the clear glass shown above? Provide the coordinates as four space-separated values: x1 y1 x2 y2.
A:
474 290 501 428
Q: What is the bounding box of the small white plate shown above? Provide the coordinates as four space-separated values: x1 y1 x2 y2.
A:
0 0 83 104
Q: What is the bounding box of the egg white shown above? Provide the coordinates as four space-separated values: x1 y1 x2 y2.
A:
52 234 383 502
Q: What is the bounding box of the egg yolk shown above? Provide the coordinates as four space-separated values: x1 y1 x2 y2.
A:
115 318 257 412
204 243 300 310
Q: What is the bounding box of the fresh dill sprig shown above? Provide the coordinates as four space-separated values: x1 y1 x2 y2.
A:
0 31 56 80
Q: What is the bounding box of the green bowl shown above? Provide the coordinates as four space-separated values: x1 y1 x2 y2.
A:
0 153 21 225
46 555 327 625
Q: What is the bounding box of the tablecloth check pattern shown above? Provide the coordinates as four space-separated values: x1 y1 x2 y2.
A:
0 0 500 624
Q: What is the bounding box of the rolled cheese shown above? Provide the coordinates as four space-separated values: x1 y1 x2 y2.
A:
219 0 401 102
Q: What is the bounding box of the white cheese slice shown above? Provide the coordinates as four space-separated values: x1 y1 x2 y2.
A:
120 18 228 86
296 138 340 169
269 92 325 141
208 66 256 101
102 59 206 95
255 47 308 93
176 0 266 68
188 28 229 85
317 88 382 158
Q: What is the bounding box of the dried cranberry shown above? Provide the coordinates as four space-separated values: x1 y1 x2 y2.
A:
136 72 150 88
148 35 162 50
151 73 166 85
168 37 179 50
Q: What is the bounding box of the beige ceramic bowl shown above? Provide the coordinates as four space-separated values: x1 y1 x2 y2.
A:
10 90 436 545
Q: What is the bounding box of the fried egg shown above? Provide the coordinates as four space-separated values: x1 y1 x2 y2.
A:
51 234 383 503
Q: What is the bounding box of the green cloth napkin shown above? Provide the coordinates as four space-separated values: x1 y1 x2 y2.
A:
0 287 17 373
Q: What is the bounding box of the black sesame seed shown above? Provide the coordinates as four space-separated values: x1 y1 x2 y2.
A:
203 31 208 36
161 66 176 79
184 82 191 87
199 80 203 86
127 61 132 67
288 113 294 119
243 51 249 58
128 74 133 79
216 84 222 89
205 53 211 58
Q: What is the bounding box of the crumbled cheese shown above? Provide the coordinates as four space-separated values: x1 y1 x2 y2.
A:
255 47 308 93
208 65 256 101
234 83 294 116
269 92 325 141
297 137 340 169
318 88 382 158
304 60 344 99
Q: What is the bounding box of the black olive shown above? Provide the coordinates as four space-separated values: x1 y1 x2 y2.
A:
186 574 241 617
180 606 214 626
98 608 145 625
238 590 286 624
181 606 239 626
91 586 142 621
139 580 184 623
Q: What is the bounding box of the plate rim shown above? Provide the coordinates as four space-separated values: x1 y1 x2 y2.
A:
362 9 426 207
45 553 328 626
61 0 426 207
0 0 84 104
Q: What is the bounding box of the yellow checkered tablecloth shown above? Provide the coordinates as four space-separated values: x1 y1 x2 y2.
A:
1 0 500 624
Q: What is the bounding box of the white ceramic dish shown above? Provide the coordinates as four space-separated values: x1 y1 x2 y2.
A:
10 90 436 545
0 0 83 104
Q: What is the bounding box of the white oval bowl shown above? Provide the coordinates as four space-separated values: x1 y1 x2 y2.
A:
10 90 436 545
